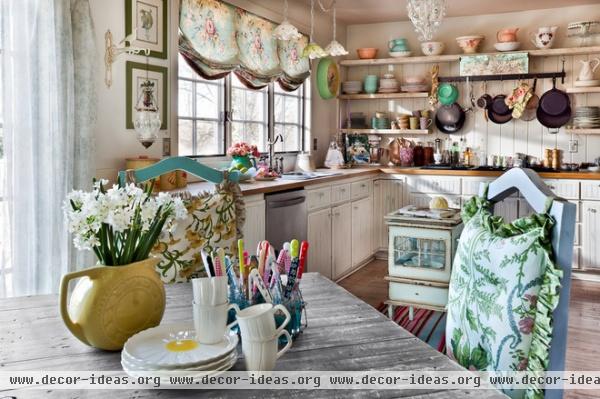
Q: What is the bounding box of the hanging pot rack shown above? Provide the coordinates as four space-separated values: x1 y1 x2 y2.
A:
438 57 566 84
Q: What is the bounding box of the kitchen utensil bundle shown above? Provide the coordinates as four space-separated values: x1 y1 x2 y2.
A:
342 80 362 94
573 106 600 128
229 239 308 341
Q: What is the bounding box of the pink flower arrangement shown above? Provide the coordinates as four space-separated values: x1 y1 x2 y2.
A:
227 142 260 158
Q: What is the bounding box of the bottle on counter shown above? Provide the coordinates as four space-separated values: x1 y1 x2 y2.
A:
450 142 460 165
463 147 473 166
424 141 434 165
413 142 425 166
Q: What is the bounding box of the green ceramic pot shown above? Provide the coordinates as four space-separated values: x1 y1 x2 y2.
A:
231 155 253 171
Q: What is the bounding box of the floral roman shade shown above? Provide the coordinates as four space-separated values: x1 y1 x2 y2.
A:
179 0 310 91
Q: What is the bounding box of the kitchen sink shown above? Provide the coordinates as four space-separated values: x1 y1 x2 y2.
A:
280 171 342 180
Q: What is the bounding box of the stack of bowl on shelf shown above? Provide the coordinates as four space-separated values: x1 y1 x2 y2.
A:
371 112 391 129
388 38 411 57
364 75 379 94
379 73 399 93
456 35 484 54
401 76 429 93
342 80 362 94
572 106 600 129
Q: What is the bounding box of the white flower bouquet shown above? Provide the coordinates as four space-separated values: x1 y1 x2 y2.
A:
64 180 188 266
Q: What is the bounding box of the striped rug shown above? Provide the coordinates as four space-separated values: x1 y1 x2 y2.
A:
377 303 447 354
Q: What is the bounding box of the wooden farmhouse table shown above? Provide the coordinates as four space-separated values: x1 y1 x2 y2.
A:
0 273 505 398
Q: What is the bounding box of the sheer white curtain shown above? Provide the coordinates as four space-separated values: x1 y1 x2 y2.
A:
0 0 97 297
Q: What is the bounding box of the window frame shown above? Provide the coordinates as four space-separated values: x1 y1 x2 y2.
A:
175 59 308 159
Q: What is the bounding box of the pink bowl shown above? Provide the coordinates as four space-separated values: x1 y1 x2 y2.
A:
357 48 378 59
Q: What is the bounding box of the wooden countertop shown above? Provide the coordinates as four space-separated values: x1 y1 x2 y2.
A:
182 167 600 196
1 274 502 398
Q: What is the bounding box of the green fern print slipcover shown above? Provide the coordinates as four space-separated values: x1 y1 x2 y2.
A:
446 192 562 399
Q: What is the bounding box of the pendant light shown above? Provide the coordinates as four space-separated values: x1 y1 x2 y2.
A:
133 56 161 148
324 2 348 56
273 0 302 41
302 0 327 59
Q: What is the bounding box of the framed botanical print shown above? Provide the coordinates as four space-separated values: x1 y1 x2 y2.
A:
125 0 167 59
126 61 168 130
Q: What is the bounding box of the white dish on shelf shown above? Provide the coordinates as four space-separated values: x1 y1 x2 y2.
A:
588 166 600 172
123 322 239 369
389 50 412 58
122 347 237 372
574 79 600 87
494 41 520 52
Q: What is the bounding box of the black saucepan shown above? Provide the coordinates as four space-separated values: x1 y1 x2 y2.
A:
539 79 570 116
487 94 513 124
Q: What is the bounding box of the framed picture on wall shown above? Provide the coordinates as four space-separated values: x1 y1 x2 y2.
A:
126 61 168 130
125 0 167 59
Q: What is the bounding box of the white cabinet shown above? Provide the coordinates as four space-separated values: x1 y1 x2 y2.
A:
332 202 352 279
581 201 600 270
351 197 373 267
407 176 461 195
307 207 332 278
242 195 265 254
373 178 404 253
307 186 331 211
544 179 579 200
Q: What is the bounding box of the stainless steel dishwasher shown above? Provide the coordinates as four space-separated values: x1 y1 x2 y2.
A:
265 189 307 251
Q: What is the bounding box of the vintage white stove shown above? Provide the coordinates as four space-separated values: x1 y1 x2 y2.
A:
384 209 463 320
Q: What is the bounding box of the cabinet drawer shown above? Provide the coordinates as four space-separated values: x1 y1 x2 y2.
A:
307 187 331 211
408 176 461 195
544 180 579 200
331 183 351 204
581 181 600 200
388 281 448 308
351 180 371 200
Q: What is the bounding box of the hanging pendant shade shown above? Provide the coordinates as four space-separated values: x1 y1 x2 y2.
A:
302 0 327 59
273 19 302 41
324 3 348 56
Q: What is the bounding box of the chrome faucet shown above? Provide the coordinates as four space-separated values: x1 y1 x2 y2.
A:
267 134 284 171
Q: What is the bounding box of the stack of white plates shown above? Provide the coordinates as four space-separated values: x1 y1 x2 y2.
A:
342 81 362 94
573 106 600 128
401 76 428 93
379 77 399 93
121 322 238 380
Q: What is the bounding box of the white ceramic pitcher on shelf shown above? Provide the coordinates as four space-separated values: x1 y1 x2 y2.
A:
529 26 558 49
578 58 600 81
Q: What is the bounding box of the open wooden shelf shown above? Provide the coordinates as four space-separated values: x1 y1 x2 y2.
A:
338 92 429 100
339 128 430 135
565 128 600 134
566 86 600 94
339 45 600 67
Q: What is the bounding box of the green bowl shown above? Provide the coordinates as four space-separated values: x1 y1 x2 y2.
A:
438 83 459 105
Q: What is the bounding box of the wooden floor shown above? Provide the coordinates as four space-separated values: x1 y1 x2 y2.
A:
339 259 600 399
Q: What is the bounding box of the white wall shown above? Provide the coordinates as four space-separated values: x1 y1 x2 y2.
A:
89 0 346 181
344 4 600 163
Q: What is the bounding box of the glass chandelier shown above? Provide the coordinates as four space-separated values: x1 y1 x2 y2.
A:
407 0 447 42
273 0 302 41
324 2 348 56
134 58 161 148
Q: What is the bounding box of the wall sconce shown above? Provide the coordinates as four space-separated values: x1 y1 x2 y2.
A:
104 29 150 88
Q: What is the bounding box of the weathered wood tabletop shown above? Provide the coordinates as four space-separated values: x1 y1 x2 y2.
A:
0 273 505 398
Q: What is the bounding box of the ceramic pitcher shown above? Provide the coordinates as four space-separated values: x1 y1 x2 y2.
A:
578 59 600 81
530 26 557 49
59 258 166 351
497 28 519 43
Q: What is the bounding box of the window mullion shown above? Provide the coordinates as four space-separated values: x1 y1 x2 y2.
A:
268 83 274 148
192 81 197 155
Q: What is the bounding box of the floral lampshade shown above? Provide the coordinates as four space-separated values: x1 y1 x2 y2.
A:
325 40 348 56
302 42 328 59
134 80 161 148
273 19 302 41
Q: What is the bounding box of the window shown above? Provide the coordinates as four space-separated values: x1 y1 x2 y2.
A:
177 55 307 157
0 13 9 298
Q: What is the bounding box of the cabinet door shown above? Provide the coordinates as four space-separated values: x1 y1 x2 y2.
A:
351 197 373 267
332 203 352 279
582 201 600 270
243 199 265 254
373 179 403 252
307 208 332 278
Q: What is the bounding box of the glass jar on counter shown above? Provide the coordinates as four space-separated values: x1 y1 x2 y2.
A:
423 142 434 165
413 142 424 166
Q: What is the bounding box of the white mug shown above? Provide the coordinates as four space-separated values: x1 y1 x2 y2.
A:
236 303 291 341
193 301 239 344
242 330 292 373
192 276 228 306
